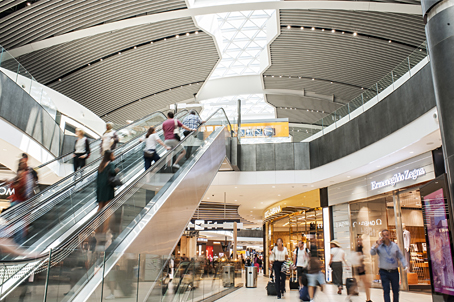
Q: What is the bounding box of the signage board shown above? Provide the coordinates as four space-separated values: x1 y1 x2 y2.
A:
187 220 243 231
264 206 281 219
370 168 426 190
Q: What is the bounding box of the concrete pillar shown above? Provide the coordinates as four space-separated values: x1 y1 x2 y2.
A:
422 0 454 216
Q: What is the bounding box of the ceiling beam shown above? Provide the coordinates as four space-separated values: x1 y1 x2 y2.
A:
8 1 421 57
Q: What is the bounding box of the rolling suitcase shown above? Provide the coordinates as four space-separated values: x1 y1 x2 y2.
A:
266 274 277 296
346 277 358 295
299 285 316 301
289 271 299 289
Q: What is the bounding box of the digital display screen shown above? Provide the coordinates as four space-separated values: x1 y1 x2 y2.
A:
423 188 454 295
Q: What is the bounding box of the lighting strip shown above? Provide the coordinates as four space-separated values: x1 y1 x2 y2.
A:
282 25 420 49
278 107 326 114
264 75 363 89
47 30 202 85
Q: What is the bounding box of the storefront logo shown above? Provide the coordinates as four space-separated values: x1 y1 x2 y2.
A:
371 168 426 190
265 206 281 219
0 187 14 196
353 219 382 227
187 220 243 230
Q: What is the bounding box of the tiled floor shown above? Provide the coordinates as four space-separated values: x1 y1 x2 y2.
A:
217 274 432 302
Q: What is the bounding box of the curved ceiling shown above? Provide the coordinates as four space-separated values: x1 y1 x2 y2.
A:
264 9 426 124
0 0 187 49
11 18 219 124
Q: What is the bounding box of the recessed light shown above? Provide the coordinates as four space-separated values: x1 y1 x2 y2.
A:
347 176 351 178
377 166 381 168
261 202 263 204
410 151 414 154
311 27 315 30
272 186 275 188
353 32 357 36
253 207 256 208
389 40 392 43
300 27 304 30
235 200 237 201
321 29 325 32
2 149 6 151
176 35 179 38
186 33 189 36
100 58 103 61
342 31 345 34
206 197 209 199
118 52 121 55
235 187 237 188
134 46 137 49
331 29 335 33
58 78 62 82
26 2 31 6
195 31 199 34
287 25 291 29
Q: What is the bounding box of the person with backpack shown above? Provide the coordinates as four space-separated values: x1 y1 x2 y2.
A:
293 240 310 288
73 128 91 173
162 112 191 169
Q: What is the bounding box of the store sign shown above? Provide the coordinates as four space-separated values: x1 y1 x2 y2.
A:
370 168 426 190
265 206 281 219
197 238 208 242
0 187 14 196
352 219 383 227
187 220 243 231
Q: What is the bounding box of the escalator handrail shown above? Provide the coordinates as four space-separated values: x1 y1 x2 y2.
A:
0 109 175 189
0 110 189 220
0 110 192 232
0 107 231 265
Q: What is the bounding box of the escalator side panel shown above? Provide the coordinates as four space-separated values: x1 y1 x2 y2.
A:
125 127 227 255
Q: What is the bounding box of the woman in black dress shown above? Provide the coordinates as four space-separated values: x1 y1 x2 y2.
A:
96 150 118 234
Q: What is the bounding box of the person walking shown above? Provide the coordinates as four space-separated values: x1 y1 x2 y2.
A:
330 240 348 295
73 128 91 173
293 240 310 288
182 110 205 158
141 127 170 170
100 122 119 155
162 112 191 169
307 245 325 302
96 150 119 235
349 241 372 302
371 229 407 302
270 238 288 299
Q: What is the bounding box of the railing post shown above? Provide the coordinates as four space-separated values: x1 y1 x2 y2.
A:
100 252 106 300
391 70 395 90
15 63 20 83
361 93 364 112
43 249 53 302
407 57 412 77
136 254 140 302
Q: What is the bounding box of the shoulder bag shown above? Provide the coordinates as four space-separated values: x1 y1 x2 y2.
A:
173 119 181 141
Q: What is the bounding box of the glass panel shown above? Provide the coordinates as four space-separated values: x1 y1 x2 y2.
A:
376 73 393 94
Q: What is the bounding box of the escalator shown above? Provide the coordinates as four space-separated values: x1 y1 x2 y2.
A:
0 108 233 302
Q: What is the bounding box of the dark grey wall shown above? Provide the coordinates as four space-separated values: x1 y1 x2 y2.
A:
309 63 436 169
237 64 436 171
238 142 310 171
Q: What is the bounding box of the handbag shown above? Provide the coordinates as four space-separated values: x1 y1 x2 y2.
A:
173 119 181 141
109 175 123 187
143 149 155 158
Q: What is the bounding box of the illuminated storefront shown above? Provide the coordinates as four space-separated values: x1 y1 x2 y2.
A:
263 189 325 275
329 152 435 291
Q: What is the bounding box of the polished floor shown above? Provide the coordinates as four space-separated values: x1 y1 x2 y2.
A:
217 274 432 302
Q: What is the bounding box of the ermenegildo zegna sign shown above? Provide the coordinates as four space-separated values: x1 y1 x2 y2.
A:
328 152 435 205
370 168 426 190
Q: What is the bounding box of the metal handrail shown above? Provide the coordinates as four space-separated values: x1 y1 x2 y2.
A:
0 110 187 217
0 107 231 266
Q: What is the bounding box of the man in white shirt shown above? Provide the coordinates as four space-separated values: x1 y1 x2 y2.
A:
293 240 309 287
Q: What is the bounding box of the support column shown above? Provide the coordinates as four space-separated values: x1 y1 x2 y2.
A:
393 192 408 291
422 0 454 217
233 222 237 261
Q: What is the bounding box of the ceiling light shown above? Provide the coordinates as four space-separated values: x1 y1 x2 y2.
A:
235 187 237 188
235 200 237 201
361 87 364 90
100 58 103 61
58 78 61 82
377 166 381 168
279 75 282 78
264 75 267 77
353 32 357 36
299 76 301 79
410 151 414 154
195 31 199 34
253 207 256 209
134 46 137 49
87 63 90 66
206 197 209 199
330 81 333 84
332 29 335 33
311 27 315 31
272 186 275 188
118 52 121 55
312 78 314 81
150 41 153 44
287 25 291 29
26 2 31 6
261 202 263 204
289 76 291 78
300 27 304 30
278 194 281 196
176 35 179 38
164 38 167 41
347 176 351 178
342 32 345 34
250 211 253 212
272 75 274 78
321 29 325 32
186 33 189 36
389 40 392 43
